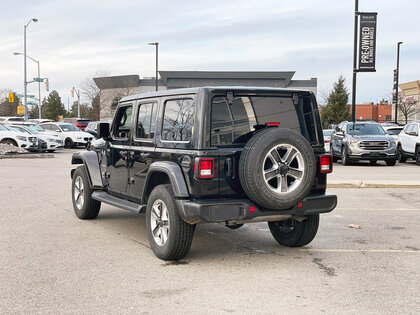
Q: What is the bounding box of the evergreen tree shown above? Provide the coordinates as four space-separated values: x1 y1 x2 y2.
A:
68 101 92 119
321 75 351 128
44 91 67 120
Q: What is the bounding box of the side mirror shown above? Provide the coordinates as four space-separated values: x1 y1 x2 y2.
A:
409 131 418 137
98 122 110 139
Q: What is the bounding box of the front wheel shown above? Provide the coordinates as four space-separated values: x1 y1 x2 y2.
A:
71 166 101 219
146 184 195 260
386 159 396 166
65 138 74 148
416 147 420 166
341 147 350 165
268 214 319 247
397 145 406 163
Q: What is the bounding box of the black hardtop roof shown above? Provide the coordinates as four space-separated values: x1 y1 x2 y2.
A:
120 86 313 103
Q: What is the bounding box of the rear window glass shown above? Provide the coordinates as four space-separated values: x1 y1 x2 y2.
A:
77 120 90 124
9 118 25 122
162 99 194 141
211 95 318 146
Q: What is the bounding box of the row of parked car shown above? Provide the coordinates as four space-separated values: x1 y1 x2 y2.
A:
0 116 102 152
323 121 420 166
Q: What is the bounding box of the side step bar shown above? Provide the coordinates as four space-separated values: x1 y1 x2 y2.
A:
92 191 146 214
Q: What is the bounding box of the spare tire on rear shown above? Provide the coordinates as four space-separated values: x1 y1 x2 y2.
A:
239 128 316 210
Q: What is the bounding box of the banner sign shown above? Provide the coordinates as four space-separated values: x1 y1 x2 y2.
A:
358 12 377 72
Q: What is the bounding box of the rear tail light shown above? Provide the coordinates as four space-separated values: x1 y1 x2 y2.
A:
198 158 214 178
320 155 333 174
266 122 280 126
324 139 330 143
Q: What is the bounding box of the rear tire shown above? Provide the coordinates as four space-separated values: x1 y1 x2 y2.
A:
268 214 319 247
146 184 195 260
71 166 101 219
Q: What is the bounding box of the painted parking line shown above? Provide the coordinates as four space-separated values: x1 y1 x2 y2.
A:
299 249 419 253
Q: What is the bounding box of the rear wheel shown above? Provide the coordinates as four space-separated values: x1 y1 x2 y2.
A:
268 214 319 247
146 184 195 260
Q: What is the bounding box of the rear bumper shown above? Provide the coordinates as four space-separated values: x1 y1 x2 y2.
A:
178 193 337 224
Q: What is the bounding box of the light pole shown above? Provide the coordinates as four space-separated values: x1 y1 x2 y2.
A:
23 18 38 121
14 52 42 119
72 87 80 118
148 42 159 91
394 41 403 124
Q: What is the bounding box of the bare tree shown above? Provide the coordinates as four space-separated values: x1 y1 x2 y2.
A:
398 92 419 124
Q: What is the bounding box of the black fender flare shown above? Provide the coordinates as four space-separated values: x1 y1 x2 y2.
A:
142 161 189 203
71 151 103 189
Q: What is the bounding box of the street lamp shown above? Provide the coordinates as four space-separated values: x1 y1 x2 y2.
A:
23 18 38 121
14 52 42 119
394 41 403 124
148 42 159 91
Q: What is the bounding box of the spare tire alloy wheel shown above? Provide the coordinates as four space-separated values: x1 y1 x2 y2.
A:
239 128 316 210
74 176 85 210
263 144 304 194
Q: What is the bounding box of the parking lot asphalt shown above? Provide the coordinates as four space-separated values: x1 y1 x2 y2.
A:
1 150 419 314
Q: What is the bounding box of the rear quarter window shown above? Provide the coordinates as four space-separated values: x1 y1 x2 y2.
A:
161 99 194 141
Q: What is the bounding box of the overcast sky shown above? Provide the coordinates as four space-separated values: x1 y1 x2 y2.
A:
1 0 419 106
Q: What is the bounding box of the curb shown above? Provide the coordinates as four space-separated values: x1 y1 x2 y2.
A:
0 154 54 159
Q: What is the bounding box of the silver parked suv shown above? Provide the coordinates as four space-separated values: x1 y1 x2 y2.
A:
397 121 420 165
330 121 397 166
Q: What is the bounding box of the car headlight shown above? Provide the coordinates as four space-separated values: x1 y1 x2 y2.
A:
347 139 358 147
389 139 396 147
16 136 27 141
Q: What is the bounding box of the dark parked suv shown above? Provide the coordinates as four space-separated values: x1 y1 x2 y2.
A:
70 87 336 260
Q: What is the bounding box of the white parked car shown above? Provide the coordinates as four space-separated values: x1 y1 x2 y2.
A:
382 125 403 143
28 118 54 124
0 124 38 151
397 121 420 165
8 124 63 152
40 122 95 148
323 129 334 153
0 116 25 123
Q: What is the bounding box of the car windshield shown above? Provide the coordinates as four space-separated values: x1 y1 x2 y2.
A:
347 123 386 135
8 126 29 134
60 124 80 132
386 128 402 135
323 130 334 137
27 125 44 133
0 125 7 131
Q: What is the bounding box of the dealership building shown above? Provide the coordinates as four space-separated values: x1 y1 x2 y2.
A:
93 71 317 120
395 79 420 122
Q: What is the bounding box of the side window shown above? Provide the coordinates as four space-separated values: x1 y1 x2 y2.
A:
162 99 194 141
412 124 418 135
112 105 133 139
211 97 233 145
404 124 413 134
136 102 157 139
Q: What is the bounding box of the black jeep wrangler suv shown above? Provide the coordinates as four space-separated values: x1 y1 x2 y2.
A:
70 87 336 260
